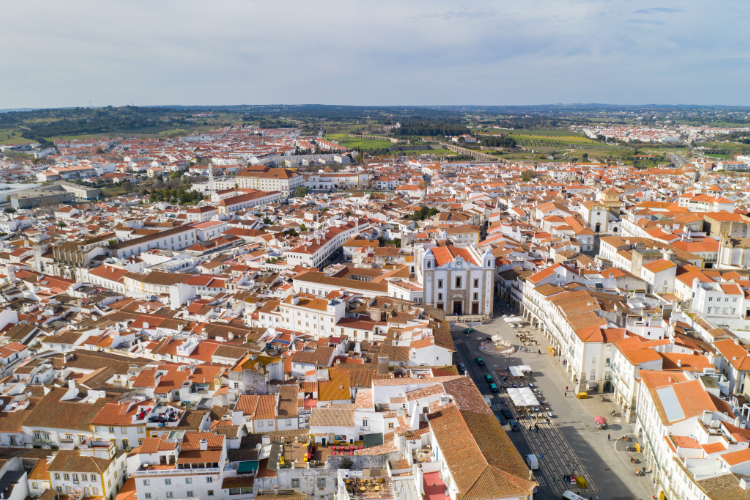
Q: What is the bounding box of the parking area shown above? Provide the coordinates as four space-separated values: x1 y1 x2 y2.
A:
451 298 654 500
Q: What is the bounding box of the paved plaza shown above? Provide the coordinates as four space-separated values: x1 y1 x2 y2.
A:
451 298 657 500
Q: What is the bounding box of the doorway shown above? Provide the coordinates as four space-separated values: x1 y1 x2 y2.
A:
453 301 462 315
472 302 479 315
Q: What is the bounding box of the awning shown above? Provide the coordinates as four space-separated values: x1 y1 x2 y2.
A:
507 387 540 407
587 381 599 389
363 433 384 448
237 461 258 473
509 365 532 377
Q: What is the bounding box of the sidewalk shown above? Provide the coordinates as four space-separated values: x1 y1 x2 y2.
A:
613 434 655 493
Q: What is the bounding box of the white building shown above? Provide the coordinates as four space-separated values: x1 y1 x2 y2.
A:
281 295 346 338
414 243 495 317
131 432 226 500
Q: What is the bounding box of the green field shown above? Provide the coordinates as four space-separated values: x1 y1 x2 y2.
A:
499 129 588 138
0 129 36 145
324 133 393 150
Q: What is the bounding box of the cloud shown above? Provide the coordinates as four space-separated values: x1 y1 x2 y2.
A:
0 0 748 107
626 18 667 25
634 7 684 14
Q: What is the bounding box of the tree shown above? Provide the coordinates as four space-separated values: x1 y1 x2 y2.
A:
121 180 133 192
345 210 352 217
263 217 272 225
300 224 307 232
58 221 67 228
4 207 16 214
294 186 309 197
170 171 181 180
521 170 536 182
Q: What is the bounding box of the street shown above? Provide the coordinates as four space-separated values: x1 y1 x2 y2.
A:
451 298 654 500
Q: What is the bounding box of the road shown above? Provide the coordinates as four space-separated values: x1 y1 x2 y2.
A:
668 153 689 168
451 298 653 500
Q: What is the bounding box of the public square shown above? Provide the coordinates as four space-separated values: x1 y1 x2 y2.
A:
451 298 656 500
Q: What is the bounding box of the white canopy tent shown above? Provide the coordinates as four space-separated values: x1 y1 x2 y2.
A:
504 316 523 324
509 365 533 377
507 387 540 407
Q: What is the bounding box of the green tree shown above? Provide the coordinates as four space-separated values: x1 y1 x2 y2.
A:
300 224 307 232
4 207 16 214
294 186 309 197
521 170 536 182
345 210 352 217
170 171 181 180
263 217 272 225
58 221 67 228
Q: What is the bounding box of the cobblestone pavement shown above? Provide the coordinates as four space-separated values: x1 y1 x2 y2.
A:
490 369 599 495
451 298 657 500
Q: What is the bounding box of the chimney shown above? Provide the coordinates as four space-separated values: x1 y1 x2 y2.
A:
199 438 207 451
677 359 682 368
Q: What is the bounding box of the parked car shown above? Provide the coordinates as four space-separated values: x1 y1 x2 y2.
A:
456 363 466 374
476 357 484 366
490 383 498 392
509 420 520 432
525 454 539 470
501 408 512 419
463 327 475 334
484 374 493 384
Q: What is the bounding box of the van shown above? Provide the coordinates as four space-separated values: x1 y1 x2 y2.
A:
490 383 498 392
561 491 588 500
525 454 539 470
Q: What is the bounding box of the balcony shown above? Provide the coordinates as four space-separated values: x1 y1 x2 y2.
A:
134 464 221 477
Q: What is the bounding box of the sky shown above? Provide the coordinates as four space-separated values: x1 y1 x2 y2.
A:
1 0 749 108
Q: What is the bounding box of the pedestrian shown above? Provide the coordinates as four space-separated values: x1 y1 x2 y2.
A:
607 434 610 441
564 391 567 397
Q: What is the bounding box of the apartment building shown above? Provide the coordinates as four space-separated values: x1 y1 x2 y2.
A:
284 221 359 268
280 294 346 338
111 225 198 259
185 206 218 222
132 433 226 500
46 446 126 500
217 190 282 215
634 370 741 500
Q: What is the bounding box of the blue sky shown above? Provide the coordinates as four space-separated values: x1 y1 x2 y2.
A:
1 0 748 108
